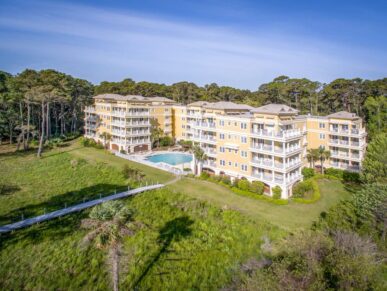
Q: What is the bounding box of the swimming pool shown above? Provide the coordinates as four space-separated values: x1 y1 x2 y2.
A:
146 153 192 165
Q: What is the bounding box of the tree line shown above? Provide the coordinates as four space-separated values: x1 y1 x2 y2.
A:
1 69 386 156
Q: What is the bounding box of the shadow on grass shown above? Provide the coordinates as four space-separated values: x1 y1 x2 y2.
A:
0 184 21 196
132 216 194 288
0 183 129 226
0 211 86 247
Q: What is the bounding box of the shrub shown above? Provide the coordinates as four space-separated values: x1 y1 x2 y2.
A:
343 171 360 183
272 186 282 199
237 179 250 191
232 178 240 188
160 136 174 147
200 172 210 179
122 165 144 181
231 187 288 205
120 149 127 154
293 180 314 198
80 137 104 149
302 167 315 179
221 176 231 185
325 168 344 179
249 181 264 195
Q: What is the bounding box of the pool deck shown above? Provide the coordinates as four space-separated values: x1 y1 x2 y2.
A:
115 151 193 175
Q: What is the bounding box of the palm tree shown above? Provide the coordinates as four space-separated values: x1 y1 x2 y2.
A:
306 148 319 168
100 132 112 149
193 145 207 175
81 201 133 291
317 147 331 174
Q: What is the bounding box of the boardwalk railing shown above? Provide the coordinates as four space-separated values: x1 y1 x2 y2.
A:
0 184 164 234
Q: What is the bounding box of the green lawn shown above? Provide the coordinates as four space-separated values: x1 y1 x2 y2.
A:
168 178 350 230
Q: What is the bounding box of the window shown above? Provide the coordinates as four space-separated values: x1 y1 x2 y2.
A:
220 120 224 126
228 161 232 166
319 123 325 129
220 147 225 153
220 133 225 140
234 122 237 126
228 149 232 153
241 151 247 158
182 117 185 121
319 133 325 139
235 162 238 167
241 164 248 171
240 123 247 129
228 134 231 139
220 160 225 166
182 125 185 128
241 136 247 143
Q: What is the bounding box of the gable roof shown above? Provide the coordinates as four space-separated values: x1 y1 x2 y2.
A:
205 101 253 110
187 101 211 107
252 104 298 115
327 111 359 120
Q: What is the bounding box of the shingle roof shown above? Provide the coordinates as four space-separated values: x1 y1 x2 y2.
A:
188 101 253 111
327 111 359 120
252 104 298 115
205 101 253 110
93 94 175 103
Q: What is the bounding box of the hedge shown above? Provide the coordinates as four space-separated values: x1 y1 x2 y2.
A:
231 187 288 205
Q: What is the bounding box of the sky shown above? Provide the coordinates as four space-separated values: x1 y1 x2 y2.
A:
0 0 386 90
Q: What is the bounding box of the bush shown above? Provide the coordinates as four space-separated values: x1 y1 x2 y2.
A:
237 179 250 191
325 168 344 179
159 136 174 147
343 171 360 183
122 165 144 181
80 137 104 149
272 186 282 199
249 181 264 195
221 176 231 185
302 167 315 179
200 172 210 179
232 178 240 188
120 149 127 154
293 180 314 198
231 187 288 205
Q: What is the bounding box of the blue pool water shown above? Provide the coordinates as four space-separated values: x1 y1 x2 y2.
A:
146 153 192 165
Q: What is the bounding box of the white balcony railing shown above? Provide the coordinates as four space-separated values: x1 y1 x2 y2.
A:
251 128 301 139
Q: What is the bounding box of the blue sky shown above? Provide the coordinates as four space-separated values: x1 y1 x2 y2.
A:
0 0 386 89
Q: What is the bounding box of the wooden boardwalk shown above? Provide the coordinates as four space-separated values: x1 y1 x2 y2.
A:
0 184 164 234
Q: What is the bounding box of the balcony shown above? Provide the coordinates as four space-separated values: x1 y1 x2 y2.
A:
330 127 366 136
190 121 217 129
203 149 217 157
84 106 96 113
251 128 302 140
193 135 217 144
203 160 216 168
251 159 273 167
111 111 150 117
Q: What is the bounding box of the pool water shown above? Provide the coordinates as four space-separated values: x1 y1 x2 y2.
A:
146 153 192 165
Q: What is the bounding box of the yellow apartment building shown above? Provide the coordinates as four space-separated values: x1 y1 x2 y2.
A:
84 94 367 198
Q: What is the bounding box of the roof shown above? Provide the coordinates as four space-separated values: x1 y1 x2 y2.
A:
252 104 298 115
93 94 175 103
327 111 359 120
205 101 253 110
187 101 253 111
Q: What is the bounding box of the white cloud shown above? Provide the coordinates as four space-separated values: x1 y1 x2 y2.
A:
0 0 385 89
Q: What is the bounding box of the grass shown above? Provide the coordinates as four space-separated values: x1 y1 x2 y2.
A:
168 177 351 230
0 141 352 289
0 189 283 290
0 140 173 225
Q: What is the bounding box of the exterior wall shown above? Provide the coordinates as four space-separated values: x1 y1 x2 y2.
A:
85 97 367 199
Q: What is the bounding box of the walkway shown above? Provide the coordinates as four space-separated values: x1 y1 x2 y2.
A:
0 184 164 234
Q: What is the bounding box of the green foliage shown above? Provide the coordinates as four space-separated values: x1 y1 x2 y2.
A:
249 181 264 195
325 168 344 179
272 186 282 199
231 187 288 205
302 167 315 179
80 137 104 149
159 136 174 147
221 175 231 185
238 230 383 290
199 172 210 179
342 171 360 183
178 140 193 150
89 200 132 221
361 133 387 183
122 165 145 181
364 95 387 139
120 149 127 154
292 179 321 204
237 179 250 191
